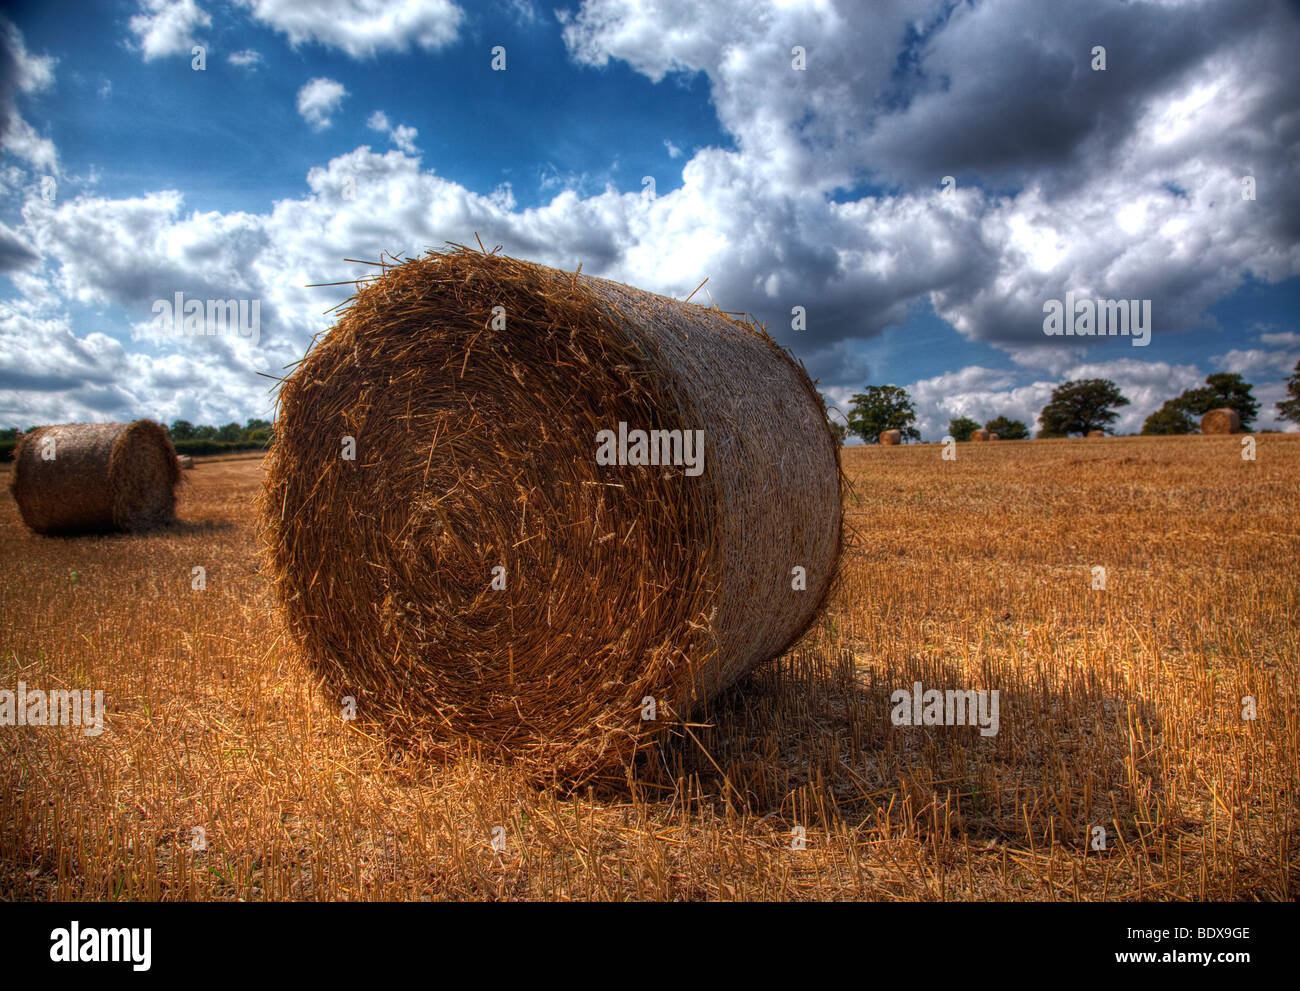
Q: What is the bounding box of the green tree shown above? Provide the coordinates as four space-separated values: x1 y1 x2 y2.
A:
169 419 196 440
216 422 242 443
1142 372 1261 434
848 385 917 444
1141 399 1196 435
1038 379 1130 437
984 415 1029 440
1182 372 1260 429
1277 360 1300 425
947 416 980 442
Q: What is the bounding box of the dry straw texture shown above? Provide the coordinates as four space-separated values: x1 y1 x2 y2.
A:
177 455 194 470
970 429 989 442
878 429 902 446
1201 407 1242 434
10 420 180 535
261 247 842 781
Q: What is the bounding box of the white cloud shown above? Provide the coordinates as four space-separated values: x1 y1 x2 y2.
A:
559 0 1300 373
297 77 347 131
3 19 55 92
236 0 463 58
1 19 59 173
1211 347 1300 378
2 115 57 173
4 0 1300 429
367 110 418 154
664 139 682 159
1260 331 1300 347
128 0 211 61
227 49 263 69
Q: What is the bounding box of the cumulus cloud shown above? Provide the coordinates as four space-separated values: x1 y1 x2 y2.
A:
0 18 58 172
367 110 418 154
560 0 1300 371
5 0 1300 429
0 219 39 270
297 77 346 130
236 0 463 58
228 49 263 69
128 0 211 61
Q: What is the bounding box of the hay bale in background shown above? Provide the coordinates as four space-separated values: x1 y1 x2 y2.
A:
10 421 180 535
988 432 999 441
1087 430 1106 438
878 429 902 446
1201 408 1242 434
261 248 842 780
177 455 194 470
969 429 989 442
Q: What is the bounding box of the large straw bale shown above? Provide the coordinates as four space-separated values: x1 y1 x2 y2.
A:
11 420 180 534
260 248 842 779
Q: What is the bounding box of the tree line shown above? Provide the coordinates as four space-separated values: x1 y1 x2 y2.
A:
831 360 1300 443
0 418 274 459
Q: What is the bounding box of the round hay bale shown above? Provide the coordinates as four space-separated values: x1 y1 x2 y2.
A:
987 432 999 441
1200 407 1241 434
260 248 842 780
878 429 902 446
10 421 180 535
969 428 988 442
177 454 194 470
1087 430 1106 438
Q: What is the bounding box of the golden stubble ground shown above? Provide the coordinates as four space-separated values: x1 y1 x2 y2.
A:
1 436 1296 900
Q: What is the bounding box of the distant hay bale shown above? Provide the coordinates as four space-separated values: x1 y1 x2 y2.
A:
260 247 842 781
987 432 999 441
1087 430 1106 438
969 429 989 442
1200 408 1241 434
177 455 194 470
10 420 180 535
878 429 902 446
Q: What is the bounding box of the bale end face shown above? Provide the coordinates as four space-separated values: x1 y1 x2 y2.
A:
969 429 989 442
878 429 902 446
1200 408 1242 434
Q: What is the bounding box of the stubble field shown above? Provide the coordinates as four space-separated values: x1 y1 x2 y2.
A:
1 434 1296 900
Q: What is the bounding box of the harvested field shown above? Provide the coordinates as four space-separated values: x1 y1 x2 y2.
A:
1 437 1296 900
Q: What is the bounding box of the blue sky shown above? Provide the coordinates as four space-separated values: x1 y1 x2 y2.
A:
1 0 1298 439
